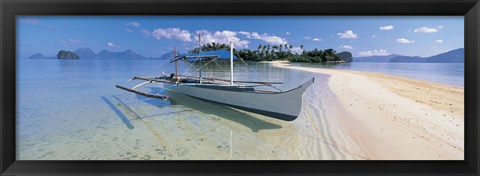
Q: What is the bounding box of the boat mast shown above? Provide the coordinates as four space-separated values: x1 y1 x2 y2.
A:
174 47 178 81
230 42 234 85
198 33 202 84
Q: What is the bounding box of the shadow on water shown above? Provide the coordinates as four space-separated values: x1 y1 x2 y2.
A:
100 96 135 129
101 94 193 129
101 95 171 144
143 87 283 132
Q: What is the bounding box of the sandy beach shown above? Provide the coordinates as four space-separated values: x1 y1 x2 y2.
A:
273 62 464 160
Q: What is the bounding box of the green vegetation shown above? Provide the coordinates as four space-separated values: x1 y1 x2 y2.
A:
189 42 352 63
57 50 79 60
336 51 353 63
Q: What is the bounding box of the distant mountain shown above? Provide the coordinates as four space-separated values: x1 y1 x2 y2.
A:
28 48 169 60
353 54 401 62
426 48 464 63
353 48 464 63
389 48 464 63
74 48 96 59
157 51 176 61
28 53 55 59
96 49 147 60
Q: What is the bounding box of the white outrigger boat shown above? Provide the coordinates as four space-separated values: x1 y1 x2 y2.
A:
116 41 314 121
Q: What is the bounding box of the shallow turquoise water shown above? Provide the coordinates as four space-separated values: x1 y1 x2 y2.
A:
16 59 464 160
16 59 325 159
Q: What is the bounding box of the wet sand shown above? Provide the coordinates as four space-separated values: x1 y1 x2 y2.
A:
274 62 464 160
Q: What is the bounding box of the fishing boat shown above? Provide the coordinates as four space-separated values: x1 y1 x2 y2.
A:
116 40 314 121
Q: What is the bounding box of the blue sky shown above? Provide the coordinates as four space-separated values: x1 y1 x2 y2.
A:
17 16 463 58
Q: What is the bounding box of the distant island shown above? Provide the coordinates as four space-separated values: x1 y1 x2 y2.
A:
28 48 167 60
57 50 79 60
354 48 464 63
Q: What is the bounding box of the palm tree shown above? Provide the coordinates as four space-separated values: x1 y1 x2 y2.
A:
279 45 283 59
288 45 294 56
300 45 305 56
262 45 267 58
272 45 278 58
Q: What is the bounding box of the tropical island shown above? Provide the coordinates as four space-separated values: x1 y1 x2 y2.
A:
189 42 353 63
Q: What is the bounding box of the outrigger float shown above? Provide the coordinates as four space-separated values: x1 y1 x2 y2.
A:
116 39 314 121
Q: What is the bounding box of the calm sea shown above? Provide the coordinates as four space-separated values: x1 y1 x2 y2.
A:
290 62 464 86
16 59 325 159
16 59 464 160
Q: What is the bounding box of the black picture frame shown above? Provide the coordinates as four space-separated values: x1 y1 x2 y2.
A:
1 0 479 175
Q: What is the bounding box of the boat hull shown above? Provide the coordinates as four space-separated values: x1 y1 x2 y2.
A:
168 78 314 121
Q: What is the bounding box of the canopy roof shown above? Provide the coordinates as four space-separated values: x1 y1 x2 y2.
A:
174 49 239 62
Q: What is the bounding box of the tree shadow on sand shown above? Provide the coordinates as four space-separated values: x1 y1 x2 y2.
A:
137 87 283 132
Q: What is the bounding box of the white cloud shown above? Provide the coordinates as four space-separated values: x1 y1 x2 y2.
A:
435 39 444 43
337 30 358 39
126 28 133 33
396 38 415 44
379 25 394 30
198 30 249 48
126 22 141 27
285 32 291 35
371 35 378 38
438 26 444 29
151 28 192 42
238 31 287 45
414 27 438 33
107 42 120 48
358 49 388 57
302 36 311 40
142 28 287 48
313 38 322 42
339 45 353 49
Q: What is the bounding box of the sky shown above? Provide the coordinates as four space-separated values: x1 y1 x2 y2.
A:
17 16 464 58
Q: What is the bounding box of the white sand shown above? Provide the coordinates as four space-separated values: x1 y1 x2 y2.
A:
274 63 464 160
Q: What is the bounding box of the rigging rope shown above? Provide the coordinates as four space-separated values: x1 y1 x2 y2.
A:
117 55 174 85
233 49 270 84
118 44 284 92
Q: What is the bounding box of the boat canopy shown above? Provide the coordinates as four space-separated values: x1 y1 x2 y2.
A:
173 49 239 63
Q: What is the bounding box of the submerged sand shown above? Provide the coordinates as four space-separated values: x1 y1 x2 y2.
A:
17 62 463 160
18 79 365 160
274 62 464 160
